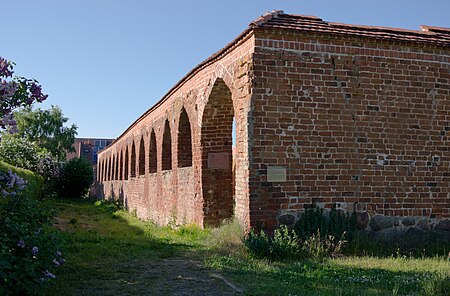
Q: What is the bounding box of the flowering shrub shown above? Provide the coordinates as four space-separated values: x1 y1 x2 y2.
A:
0 135 41 171
0 166 63 295
0 57 48 133
0 57 62 295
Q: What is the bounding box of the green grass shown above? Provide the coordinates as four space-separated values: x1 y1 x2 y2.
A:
205 255 449 295
45 198 450 296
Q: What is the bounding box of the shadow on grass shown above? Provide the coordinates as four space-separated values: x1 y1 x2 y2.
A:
207 255 445 296
45 197 211 296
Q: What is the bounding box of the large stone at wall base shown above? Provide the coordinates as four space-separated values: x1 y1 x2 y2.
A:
369 214 394 231
279 214 296 226
401 216 416 226
435 219 450 231
417 218 430 230
403 227 426 246
356 212 369 229
371 228 405 244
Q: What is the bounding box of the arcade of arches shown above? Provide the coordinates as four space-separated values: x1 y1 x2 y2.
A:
97 11 450 231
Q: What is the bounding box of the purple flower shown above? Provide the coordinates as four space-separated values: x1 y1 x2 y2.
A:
55 251 62 257
0 57 14 78
17 240 25 248
32 246 39 255
52 259 60 267
43 270 56 279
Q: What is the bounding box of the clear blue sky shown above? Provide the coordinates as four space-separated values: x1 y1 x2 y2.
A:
1 0 449 138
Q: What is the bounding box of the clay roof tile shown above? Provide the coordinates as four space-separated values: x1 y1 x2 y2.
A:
254 12 450 46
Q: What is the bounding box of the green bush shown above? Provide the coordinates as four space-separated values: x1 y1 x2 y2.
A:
0 136 59 197
422 273 450 296
207 218 245 256
0 163 63 295
244 226 303 260
0 161 43 199
244 230 271 259
57 157 93 198
244 207 356 261
294 207 356 241
302 231 346 260
0 136 41 171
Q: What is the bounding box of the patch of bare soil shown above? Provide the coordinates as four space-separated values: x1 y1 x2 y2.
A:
124 257 242 296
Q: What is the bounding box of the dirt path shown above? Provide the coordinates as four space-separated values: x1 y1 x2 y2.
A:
129 258 242 296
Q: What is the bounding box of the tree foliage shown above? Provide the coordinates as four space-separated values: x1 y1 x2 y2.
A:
57 157 93 198
0 57 63 295
13 105 77 161
0 57 48 131
0 134 41 171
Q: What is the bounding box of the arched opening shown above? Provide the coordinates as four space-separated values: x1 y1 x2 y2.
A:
115 154 119 180
149 130 157 173
139 137 145 176
104 159 107 181
111 155 116 180
201 78 235 226
124 148 129 180
108 157 112 181
97 160 103 182
178 107 193 168
162 120 172 171
103 160 106 182
131 141 136 178
119 151 123 180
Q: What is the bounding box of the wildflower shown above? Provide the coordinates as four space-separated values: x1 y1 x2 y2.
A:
55 250 62 257
17 240 25 248
43 270 56 279
52 259 60 267
32 246 39 255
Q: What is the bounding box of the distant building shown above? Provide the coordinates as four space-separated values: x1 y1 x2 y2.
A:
67 138 114 167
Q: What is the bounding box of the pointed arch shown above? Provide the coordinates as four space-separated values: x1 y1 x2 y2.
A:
119 150 123 180
115 154 119 180
107 156 112 181
124 147 129 180
102 159 106 182
139 136 145 176
99 159 103 182
131 141 136 178
201 78 235 226
162 120 172 171
178 107 193 168
111 155 115 180
149 130 157 173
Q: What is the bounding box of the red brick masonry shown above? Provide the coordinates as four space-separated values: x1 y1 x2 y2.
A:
97 11 450 231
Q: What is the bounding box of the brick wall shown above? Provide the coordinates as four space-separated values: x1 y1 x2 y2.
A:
250 29 450 230
97 35 255 227
97 13 449 231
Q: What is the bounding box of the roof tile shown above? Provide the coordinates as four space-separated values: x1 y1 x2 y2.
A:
253 11 450 46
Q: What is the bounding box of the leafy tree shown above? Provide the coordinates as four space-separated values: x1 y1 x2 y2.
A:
57 157 93 198
13 105 77 161
0 56 63 295
0 134 41 171
0 57 47 131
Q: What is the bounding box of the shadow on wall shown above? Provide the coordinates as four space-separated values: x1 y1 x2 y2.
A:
118 185 125 209
89 182 104 200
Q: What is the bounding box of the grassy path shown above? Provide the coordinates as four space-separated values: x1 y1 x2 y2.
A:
46 198 449 295
46 198 238 295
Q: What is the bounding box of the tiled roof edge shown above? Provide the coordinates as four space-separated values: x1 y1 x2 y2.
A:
250 10 285 27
